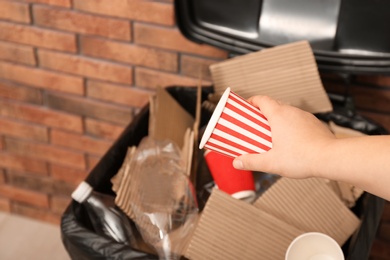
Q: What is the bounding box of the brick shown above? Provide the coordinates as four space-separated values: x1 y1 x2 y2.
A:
85 118 125 141
0 184 49 208
74 0 174 26
370 239 390 258
50 164 88 185
0 41 35 65
378 222 390 242
33 6 131 41
181 55 221 81
39 50 133 85
5 138 86 169
6 171 75 197
135 67 210 89
51 195 71 215
0 62 84 95
86 154 102 171
6 171 53 194
0 21 76 52
46 92 133 125
0 1 30 23
0 136 3 150
0 152 48 175
356 75 390 88
51 129 112 155
352 87 390 113
0 117 48 142
20 0 70 7
323 82 390 114
87 80 151 108
0 80 42 104
0 100 83 132
322 81 344 95
134 23 227 58
11 202 61 225
0 197 10 212
0 169 5 184
81 36 177 71
381 202 390 222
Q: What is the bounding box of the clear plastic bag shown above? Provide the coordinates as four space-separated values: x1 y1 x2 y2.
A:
124 137 199 259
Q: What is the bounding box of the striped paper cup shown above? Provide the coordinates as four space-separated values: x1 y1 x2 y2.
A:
199 87 272 158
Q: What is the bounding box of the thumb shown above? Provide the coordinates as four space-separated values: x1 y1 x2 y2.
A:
233 152 275 173
248 95 282 117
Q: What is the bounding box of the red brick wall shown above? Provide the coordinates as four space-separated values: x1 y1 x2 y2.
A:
0 0 226 225
0 0 388 258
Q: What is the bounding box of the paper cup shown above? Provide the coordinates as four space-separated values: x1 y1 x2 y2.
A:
199 87 272 158
204 150 256 202
285 232 344 260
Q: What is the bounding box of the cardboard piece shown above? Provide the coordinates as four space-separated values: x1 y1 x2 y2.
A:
253 177 360 246
185 189 304 260
329 121 366 138
210 41 333 114
149 87 194 149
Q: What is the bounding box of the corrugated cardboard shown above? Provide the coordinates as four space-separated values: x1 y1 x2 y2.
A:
149 87 194 149
185 189 304 260
210 41 333 114
329 121 366 138
253 177 360 245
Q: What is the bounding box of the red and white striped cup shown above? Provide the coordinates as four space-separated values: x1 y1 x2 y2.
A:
199 87 272 158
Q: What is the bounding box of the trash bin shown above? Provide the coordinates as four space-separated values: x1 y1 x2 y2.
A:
61 86 387 260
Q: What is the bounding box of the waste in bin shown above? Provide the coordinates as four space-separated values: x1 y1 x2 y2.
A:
61 85 386 260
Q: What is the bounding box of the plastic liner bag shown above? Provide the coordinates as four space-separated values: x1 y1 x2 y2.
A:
61 191 157 260
115 137 199 260
71 181 132 244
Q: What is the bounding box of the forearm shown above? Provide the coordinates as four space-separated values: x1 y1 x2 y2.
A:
314 135 390 201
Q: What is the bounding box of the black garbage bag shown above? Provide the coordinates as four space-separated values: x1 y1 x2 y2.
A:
61 86 386 260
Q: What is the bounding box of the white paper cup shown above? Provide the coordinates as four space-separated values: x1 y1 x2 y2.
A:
199 87 272 158
285 232 345 260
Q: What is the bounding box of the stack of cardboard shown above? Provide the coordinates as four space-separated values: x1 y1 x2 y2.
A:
112 41 363 259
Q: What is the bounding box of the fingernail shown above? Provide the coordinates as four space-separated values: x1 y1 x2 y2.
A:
233 159 243 169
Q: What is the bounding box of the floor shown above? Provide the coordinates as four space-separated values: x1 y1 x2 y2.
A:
0 212 70 260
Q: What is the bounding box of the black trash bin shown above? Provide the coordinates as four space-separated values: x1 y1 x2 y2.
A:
61 86 387 260
175 0 390 74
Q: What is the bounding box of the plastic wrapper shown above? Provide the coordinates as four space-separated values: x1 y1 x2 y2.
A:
119 137 199 259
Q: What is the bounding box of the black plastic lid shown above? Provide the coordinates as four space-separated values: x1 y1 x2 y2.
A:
175 0 390 74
